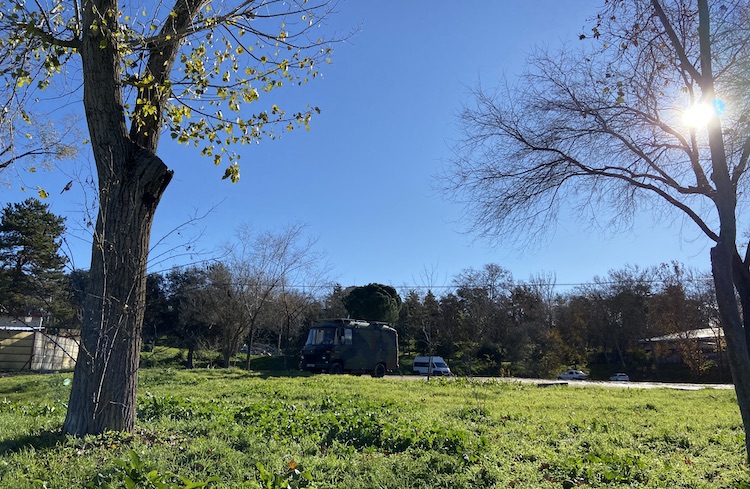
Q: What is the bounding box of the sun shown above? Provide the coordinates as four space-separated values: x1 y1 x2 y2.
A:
683 99 725 127
683 102 715 127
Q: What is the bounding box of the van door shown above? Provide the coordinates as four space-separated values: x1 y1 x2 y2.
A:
337 327 362 369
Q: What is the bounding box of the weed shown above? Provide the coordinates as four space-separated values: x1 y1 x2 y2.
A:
257 460 315 489
138 392 217 422
112 449 219 488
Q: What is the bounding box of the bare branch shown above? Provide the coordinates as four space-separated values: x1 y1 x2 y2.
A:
651 0 703 83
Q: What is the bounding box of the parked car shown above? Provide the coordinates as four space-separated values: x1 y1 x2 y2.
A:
609 372 630 382
413 356 452 376
557 369 588 380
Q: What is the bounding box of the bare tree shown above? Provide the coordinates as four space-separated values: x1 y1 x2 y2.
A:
452 264 513 303
527 271 558 326
222 222 329 368
271 288 316 367
446 0 750 458
419 290 441 359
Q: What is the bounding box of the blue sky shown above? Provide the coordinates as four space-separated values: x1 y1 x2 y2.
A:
2 1 713 291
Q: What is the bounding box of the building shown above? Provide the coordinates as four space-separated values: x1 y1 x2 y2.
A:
639 327 724 364
0 315 79 371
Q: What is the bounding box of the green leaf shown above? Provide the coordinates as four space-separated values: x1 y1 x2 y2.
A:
222 163 240 183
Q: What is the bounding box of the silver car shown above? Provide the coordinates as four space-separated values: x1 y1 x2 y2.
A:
609 373 630 382
557 369 588 380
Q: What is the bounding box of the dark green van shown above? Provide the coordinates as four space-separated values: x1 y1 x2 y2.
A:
299 318 399 377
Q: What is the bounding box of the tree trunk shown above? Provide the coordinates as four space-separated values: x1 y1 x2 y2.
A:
59 0 204 435
244 337 252 370
186 345 195 369
63 148 171 435
244 324 257 370
712 245 750 461
615 342 626 368
690 0 750 459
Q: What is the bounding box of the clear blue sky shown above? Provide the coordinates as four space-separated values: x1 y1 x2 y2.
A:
2 1 713 291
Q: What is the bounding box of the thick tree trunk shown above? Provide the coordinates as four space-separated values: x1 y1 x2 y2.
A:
63 148 172 435
59 0 208 435
712 244 750 461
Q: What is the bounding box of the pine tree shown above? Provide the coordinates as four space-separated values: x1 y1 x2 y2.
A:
0 198 69 322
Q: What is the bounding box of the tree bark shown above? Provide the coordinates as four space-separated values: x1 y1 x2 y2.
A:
63 148 172 435
712 245 750 460
690 0 750 460
61 0 174 435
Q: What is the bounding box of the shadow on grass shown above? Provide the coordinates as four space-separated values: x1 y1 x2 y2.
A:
0 429 65 456
249 370 312 379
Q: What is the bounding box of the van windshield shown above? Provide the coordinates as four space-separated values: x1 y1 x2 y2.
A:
434 362 448 368
305 328 336 346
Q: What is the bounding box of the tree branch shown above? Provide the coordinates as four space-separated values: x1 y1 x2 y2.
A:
650 0 703 83
16 22 81 50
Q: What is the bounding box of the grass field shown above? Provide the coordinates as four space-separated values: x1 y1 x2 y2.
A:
1 368 749 488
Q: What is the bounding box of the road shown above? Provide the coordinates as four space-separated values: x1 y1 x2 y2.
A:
395 375 734 391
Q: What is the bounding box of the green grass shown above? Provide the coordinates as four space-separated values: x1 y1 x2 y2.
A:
0 369 749 488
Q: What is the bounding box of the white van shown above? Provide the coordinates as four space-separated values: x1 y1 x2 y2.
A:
413 356 452 376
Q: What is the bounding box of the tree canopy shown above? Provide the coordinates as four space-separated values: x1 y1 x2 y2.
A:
343 283 402 323
0 0 336 181
0 198 71 321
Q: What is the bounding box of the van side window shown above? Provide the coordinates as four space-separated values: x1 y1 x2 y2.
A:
342 328 353 345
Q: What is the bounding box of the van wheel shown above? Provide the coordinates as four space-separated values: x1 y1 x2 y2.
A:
330 363 343 375
372 363 386 378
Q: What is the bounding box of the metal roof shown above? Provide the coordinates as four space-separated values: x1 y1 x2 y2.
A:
640 327 722 343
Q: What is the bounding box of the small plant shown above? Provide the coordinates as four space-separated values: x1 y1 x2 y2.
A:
112 450 218 488
256 460 315 489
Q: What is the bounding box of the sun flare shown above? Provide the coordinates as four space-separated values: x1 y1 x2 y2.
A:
683 102 715 127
